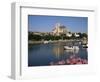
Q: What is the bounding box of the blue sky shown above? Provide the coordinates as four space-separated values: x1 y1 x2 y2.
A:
28 15 88 33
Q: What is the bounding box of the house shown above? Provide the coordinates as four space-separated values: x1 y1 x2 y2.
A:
66 32 72 37
74 33 80 37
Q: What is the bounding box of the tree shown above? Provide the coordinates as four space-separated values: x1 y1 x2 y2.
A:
28 33 42 41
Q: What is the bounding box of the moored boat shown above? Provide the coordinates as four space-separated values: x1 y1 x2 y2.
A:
64 46 79 50
44 41 49 44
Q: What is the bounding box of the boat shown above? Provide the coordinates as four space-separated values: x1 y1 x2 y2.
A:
44 41 49 44
64 46 79 50
64 46 73 50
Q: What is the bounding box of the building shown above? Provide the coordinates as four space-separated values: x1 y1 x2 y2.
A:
66 32 72 37
52 23 68 36
74 33 80 37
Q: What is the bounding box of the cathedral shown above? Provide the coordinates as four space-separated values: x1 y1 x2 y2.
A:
52 23 68 36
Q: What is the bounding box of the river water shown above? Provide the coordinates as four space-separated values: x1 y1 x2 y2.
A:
28 41 88 66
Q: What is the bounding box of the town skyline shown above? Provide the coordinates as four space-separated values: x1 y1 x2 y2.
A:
28 15 88 33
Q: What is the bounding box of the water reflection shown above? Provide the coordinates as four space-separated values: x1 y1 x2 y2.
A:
50 43 87 65
52 44 64 59
65 49 79 54
52 42 79 59
28 41 88 66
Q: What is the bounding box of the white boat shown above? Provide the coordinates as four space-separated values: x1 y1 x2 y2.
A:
44 41 49 44
64 46 73 50
64 46 79 50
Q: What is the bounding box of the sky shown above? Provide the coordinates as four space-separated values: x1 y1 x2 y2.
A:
28 15 88 33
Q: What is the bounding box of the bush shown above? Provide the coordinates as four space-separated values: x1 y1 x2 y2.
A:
28 32 88 41
28 34 42 41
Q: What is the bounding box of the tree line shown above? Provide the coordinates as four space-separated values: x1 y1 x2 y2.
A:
28 32 87 41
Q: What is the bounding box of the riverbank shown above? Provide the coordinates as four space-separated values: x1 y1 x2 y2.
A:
28 39 85 44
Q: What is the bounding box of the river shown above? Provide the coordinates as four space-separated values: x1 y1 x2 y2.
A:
28 41 88 66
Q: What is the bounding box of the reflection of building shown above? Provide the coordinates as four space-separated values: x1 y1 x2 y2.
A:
52 23 68 36
53 44 64 58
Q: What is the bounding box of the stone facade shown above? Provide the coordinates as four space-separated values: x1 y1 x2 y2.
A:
52 23 67 36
